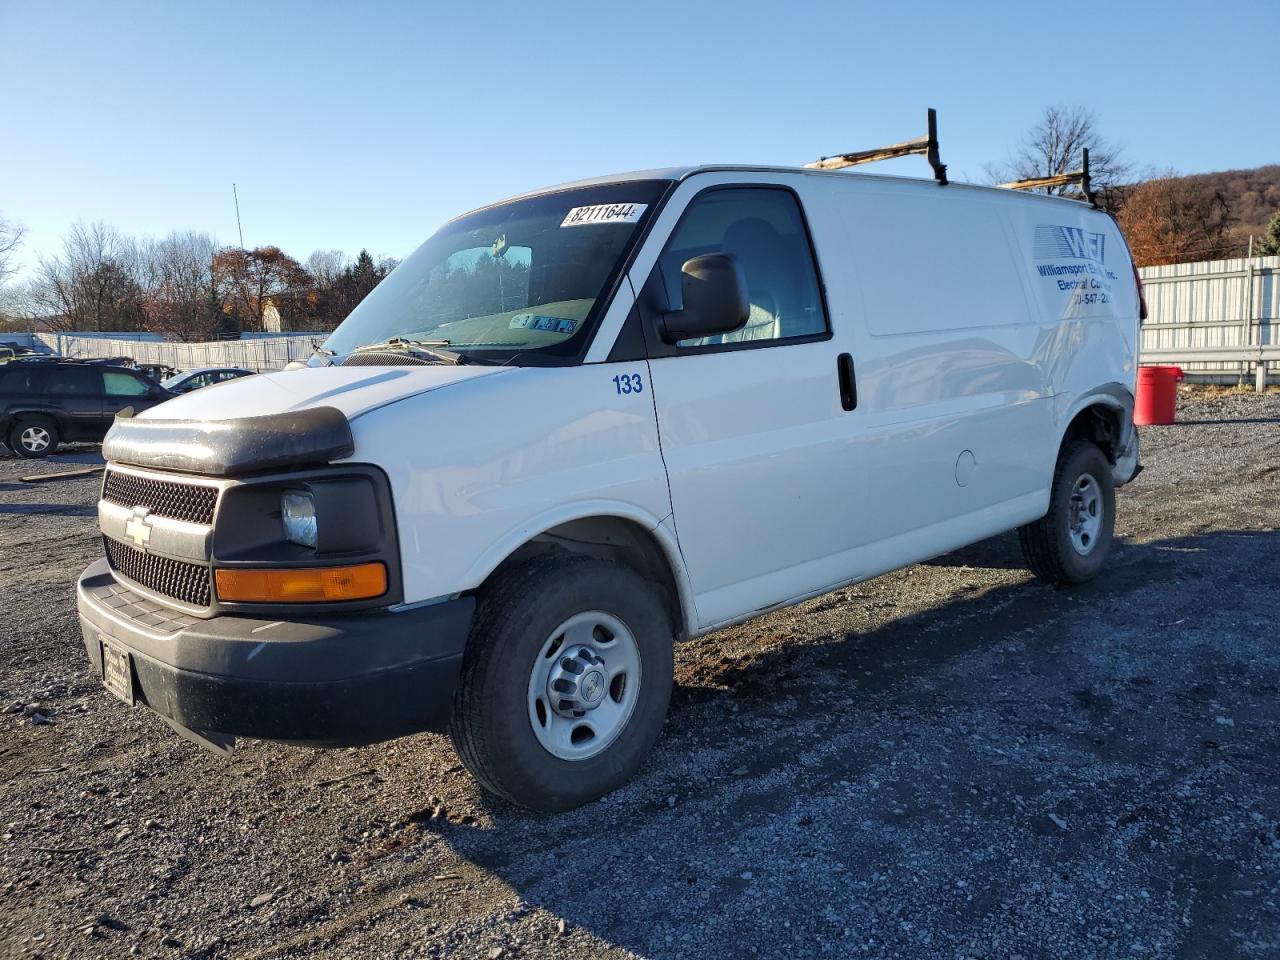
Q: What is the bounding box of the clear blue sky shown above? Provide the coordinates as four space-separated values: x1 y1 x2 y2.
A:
2 0 1275 276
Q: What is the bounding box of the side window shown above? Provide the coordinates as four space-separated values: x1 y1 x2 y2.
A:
103 370 151 397
658 187 827 347
47 368 98 395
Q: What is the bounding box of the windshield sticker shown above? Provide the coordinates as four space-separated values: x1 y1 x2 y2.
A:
560 203 647 228
510 314 578 334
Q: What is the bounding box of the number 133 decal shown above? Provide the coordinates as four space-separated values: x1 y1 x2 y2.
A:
612 373 644 395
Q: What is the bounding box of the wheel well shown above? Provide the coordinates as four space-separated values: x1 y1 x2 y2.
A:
481 517 687 640
1062 404 1121 463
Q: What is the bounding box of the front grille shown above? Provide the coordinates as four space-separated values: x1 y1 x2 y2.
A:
104 538 211 607
102 470 218 525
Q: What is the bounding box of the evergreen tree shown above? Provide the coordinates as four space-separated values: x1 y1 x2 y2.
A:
1256 211 1280 256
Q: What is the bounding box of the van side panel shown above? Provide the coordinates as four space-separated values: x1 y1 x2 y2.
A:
349 365 674 607
814 177 1060 549
999 201 1139 433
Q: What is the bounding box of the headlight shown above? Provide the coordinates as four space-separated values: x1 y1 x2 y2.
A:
281 491 317 548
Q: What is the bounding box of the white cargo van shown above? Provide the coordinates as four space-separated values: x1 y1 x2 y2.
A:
78 150 1143 811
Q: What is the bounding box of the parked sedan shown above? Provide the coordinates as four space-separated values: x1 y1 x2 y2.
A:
160 367 255 394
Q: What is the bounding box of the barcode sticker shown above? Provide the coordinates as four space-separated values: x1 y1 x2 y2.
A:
560 203 647 228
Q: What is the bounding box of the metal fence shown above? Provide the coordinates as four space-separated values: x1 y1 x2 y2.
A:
1138 256 1280 380
32 332 324 372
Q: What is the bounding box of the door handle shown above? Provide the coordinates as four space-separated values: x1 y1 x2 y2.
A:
837 353 857 411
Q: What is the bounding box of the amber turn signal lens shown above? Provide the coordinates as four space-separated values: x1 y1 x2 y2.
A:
215 563 387 603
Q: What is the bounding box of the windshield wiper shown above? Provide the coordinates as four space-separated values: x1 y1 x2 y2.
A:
352 337 465 365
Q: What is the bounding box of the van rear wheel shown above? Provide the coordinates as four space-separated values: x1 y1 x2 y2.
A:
1019 440 1115 584
449 555 674 812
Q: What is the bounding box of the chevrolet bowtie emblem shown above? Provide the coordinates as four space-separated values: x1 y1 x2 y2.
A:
124 507 153 550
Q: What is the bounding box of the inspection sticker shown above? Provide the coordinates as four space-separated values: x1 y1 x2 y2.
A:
560 203 647 228
510 314 578 334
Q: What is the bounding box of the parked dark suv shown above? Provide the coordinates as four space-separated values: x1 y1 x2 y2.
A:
0 361 173 458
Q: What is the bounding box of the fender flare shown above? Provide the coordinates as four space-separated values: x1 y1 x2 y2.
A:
1057 383 1135 445
1057 383 1141 485
462 499 698 637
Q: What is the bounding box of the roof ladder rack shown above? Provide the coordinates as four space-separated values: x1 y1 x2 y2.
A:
806 108 948 185
1001 148 1095 206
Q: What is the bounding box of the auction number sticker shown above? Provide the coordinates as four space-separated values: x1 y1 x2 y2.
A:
561 203 647 228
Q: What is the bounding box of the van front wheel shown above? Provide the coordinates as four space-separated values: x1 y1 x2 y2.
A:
449 555 674 812
1019 440 1115 584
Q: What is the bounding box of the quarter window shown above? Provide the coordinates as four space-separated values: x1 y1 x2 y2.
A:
658 188 827 347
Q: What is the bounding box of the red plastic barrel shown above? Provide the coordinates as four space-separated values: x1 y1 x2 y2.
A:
1134 366 1184 426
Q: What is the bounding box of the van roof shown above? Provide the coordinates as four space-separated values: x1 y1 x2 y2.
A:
471 164 1094 219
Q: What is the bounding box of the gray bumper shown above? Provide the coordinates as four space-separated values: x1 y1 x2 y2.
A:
77 558 474 746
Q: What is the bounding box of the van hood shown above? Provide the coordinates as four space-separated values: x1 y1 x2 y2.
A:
138 364 510 422
105 364 511 476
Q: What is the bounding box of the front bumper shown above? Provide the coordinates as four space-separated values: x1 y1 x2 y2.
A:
77 558 474 747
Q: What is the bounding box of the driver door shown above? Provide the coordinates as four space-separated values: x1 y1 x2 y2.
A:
640 185 862 629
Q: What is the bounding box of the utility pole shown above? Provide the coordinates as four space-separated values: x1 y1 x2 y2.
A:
232 183 245 250
1247 235 1268 393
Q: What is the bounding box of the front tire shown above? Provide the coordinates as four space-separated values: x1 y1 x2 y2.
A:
449 555 675 812
9 418 59 459
1019 440 1115 584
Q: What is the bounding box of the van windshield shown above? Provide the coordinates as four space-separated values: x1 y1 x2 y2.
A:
323 180 669 364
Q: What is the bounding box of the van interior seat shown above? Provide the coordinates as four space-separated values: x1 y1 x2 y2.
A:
720 217 800 343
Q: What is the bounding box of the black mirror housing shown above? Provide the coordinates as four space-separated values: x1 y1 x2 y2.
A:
660 253 750 343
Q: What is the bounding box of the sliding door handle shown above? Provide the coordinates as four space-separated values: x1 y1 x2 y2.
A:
837 353 857 411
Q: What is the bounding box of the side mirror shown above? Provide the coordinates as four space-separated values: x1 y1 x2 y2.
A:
659 253 750 343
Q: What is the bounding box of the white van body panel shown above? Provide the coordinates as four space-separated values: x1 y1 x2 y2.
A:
346 364 674 611
604 170 1135 630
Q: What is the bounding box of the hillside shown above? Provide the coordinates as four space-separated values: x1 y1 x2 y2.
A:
1179 164 1280 252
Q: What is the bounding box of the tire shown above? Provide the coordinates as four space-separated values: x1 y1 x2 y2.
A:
1018 440 1115 584
8 418 59 459
449 554 675 812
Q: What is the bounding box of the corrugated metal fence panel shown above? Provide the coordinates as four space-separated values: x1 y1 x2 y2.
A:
36 333 323 372
1138 256 1280 374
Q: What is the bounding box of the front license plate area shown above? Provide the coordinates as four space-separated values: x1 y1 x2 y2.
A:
101 640 135 705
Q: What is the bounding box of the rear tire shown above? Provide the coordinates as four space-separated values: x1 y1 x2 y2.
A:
449 554 675 812
1019 440 1115 584
9 418 58 459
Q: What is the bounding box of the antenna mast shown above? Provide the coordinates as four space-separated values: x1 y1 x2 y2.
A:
232 183 245 249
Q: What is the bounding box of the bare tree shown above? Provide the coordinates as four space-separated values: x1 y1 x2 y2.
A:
306 250 349 289
27 221 146 332
140 231 225 340
0 213 26 284
987 106 1130 198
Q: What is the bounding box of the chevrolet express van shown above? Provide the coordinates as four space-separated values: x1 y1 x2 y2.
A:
78 163 1142 811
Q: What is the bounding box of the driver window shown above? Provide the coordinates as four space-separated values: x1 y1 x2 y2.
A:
658 188 827 348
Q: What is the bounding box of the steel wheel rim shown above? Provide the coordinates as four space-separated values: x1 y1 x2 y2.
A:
1068 473 1103 555
527 610 642 761
20 426 50 452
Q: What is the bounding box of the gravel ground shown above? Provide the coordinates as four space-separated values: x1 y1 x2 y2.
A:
1 391 1278 960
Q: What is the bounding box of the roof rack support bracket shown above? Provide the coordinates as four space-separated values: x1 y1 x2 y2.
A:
1000 148 1096 206
806 108 947 185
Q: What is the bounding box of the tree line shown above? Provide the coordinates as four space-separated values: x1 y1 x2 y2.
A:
0 221 397 339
